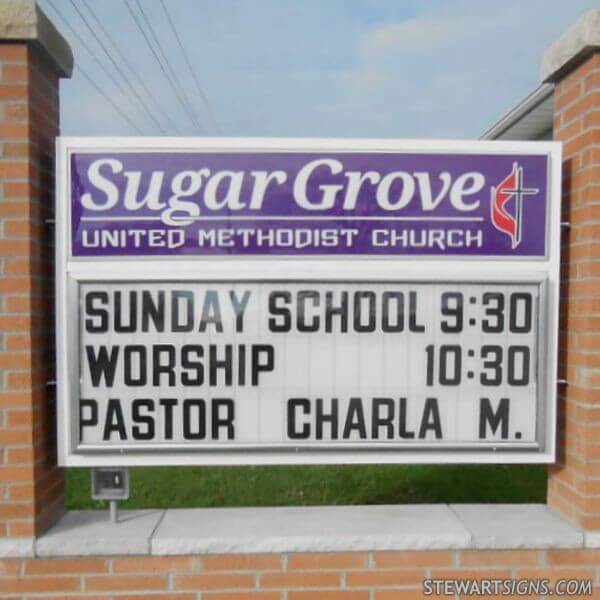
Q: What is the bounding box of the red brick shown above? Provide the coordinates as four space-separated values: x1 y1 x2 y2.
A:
514 567 596 582
3 102 28 122
7 519 34 537
0 576 80 594
289 593 369 600
374 592 426 600
201 554 281 571
0 85 28 101
1 64 28 82
0 352 31 369
0 503 32 518
204 594 281 600
3 219 31 238
346 569 424 587
112 556 194 573
5 334 31 351
459 550 539 567
8 484 33 501
0 122 28 137
2 142 29 158
85 575 167 592
3 181 33 198
175 574 256 590
555 81 582 110
373 551 452 568
288 552 366 570
25 557 108 575
0 45 28 61
114 595 196 600
260 571 340 589
114 595 197 600
0 466 32 482
584 70 600 93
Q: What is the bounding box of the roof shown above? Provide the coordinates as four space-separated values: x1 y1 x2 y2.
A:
480 84 554 141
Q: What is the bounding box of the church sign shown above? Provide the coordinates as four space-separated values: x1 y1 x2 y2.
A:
56 138 561 465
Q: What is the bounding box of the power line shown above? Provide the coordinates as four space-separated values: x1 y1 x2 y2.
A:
68 0 167 134
130 0 204 133
79 0 181 135
123 0 195 132
42 0 147 134
159 0 220 133
123 0 201 133
77 65 144 135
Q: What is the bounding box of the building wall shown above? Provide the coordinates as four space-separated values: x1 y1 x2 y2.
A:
0 550 599 598
0 41 64 539
547 51 600 529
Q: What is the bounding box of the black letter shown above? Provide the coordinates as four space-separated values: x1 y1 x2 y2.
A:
199 291 223 332
172 290 194 332
251 345 274 385
287 398 310 439
209 344 233 386
141 290 165 332
132 399 155 440
86 345 120 387
183 399 206 439
372 397 395 439
354 291 376 332
114 291 137 333
409 291 425 332
268 291 291 332
479 397 510 439
79 398 98 440
103 398 127 441
343 398 367 439
123 345 147 386
159 398 177 440
297 291 320 332
212 398 234 440
181 345 204 386
382 292 404 332
85 292 108 333
419 398 442 439
229 290 251 333
152 345 176 386
325 291 348 332
316 398 338 440
398 397 415 439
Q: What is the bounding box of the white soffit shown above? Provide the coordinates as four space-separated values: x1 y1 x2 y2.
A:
480 84 554 141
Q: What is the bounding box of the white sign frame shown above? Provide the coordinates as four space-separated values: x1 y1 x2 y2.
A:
55 137 562 466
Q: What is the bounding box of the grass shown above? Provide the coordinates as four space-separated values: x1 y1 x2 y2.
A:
66 464 547 510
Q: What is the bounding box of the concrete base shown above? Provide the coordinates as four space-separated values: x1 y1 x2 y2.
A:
25 503 587 558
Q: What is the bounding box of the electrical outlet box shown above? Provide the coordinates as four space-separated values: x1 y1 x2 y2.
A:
91 468 130 501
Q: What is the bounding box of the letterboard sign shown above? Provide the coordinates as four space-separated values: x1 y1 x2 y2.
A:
56 138 561 466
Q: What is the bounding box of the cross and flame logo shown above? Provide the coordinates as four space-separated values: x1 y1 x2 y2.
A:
491 162 539 249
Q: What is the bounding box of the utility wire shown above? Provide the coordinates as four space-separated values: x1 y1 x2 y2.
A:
43 0 147 134
131 0 204 133
79 0 181 134
123 0 199 132
77 65 144 135
159 0 220 133
68 0 167 134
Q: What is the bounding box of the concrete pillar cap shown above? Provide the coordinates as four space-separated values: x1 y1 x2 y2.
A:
0 0 73 77
541 9 600 82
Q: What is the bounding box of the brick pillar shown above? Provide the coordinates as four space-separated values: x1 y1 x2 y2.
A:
544 10 600 529
0 1 72 537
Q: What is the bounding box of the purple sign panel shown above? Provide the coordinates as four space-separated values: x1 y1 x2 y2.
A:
70 151 549 257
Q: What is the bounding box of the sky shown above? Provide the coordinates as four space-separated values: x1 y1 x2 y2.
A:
40 0 598 139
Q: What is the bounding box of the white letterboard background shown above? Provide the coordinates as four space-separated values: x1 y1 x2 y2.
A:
79 281 539 449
